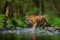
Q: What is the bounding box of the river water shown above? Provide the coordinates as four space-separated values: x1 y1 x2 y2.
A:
0 27 60 40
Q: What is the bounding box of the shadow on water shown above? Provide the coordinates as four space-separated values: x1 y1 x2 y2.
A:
0 27 60 40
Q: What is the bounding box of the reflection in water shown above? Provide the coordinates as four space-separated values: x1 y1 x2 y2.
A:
33 32 37 40
0 27 60 40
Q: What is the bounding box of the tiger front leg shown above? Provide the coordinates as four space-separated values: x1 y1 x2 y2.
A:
33 22 37 30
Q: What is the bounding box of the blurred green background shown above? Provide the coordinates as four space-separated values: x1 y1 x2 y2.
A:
0 0 60 28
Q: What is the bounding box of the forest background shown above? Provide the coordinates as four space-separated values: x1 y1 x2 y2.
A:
0 0 60 28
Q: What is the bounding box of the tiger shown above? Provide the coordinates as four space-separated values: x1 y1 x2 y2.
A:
27 15 47 29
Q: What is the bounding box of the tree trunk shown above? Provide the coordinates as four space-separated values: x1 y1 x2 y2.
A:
2 1 9 14
33 0 39 8
19 5 25 20
41 0 44 15
3 1 9 28
33 0 39 15
9 2 14 18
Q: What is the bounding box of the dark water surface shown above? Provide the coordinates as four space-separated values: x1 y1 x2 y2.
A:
0 27 60 40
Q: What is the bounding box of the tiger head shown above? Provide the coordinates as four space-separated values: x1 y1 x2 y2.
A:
27 15 35 24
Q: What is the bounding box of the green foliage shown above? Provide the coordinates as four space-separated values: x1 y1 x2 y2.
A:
14 18 27 28
44 0 60 27
7 19 14 28
0 13 4 28
50 17 60 27
46 14 60 27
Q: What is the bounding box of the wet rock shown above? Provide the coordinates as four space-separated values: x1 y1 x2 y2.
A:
54 27 60 31
45 27 54 32
45 27 53 30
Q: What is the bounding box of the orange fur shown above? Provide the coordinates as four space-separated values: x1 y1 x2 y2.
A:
27 15 47 29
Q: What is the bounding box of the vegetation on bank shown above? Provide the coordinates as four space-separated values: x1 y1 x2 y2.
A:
0 12 60 28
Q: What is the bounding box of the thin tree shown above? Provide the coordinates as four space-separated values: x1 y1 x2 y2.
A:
19 5 25 20
41 0 45 15
3 1 9 28
33 0 39 15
